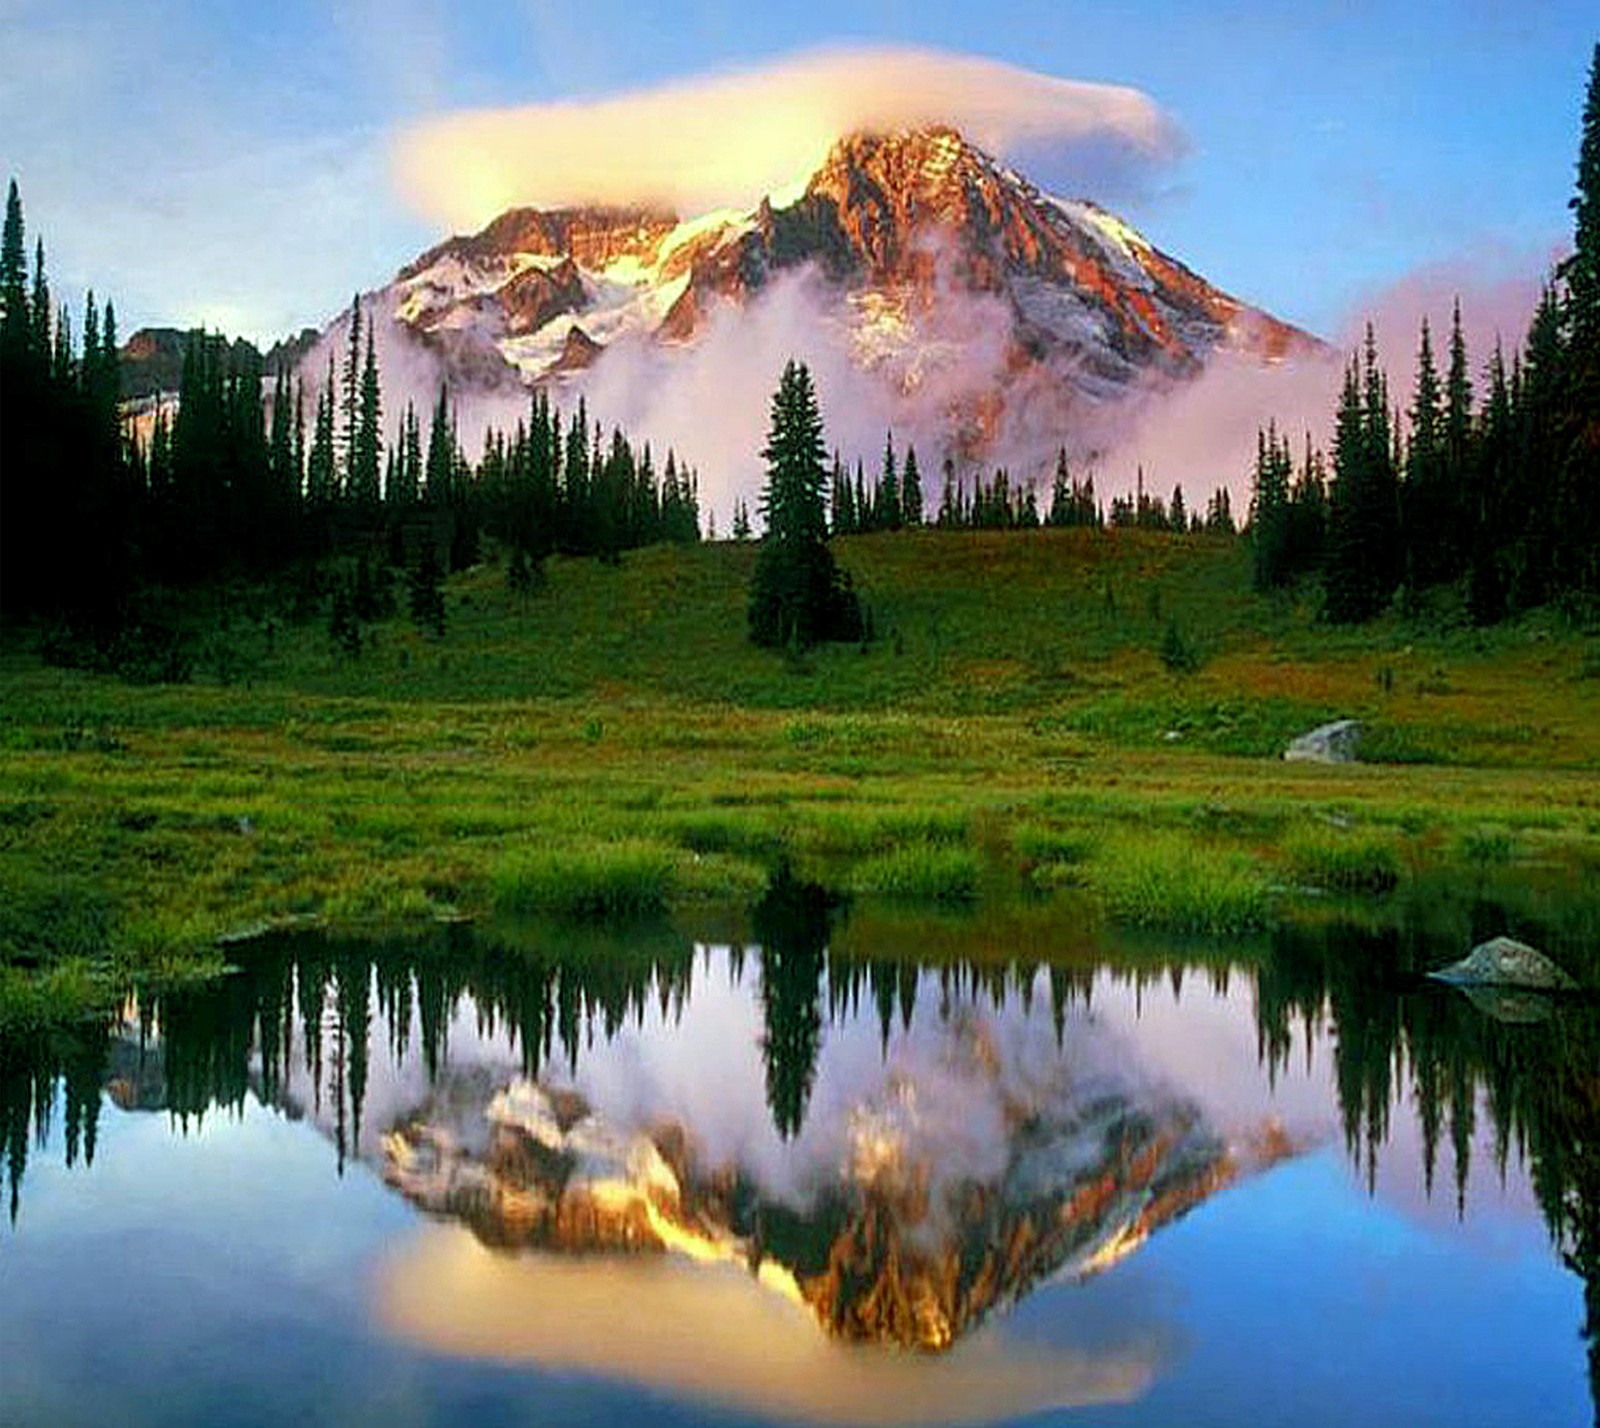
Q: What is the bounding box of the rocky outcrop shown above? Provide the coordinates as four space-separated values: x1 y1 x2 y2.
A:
549 324 603 373
1430 936 1580 992
1283 719 1362 764
396 205 678 284
497 258 586 336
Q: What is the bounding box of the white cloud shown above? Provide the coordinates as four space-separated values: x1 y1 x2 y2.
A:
393 44 1186 232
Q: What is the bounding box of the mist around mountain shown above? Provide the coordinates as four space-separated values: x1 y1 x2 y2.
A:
254 125 1322 514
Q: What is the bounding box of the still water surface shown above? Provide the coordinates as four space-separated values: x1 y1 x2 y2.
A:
2 896 1595 1427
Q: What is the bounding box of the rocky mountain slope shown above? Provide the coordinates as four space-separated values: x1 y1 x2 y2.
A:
322 125 1319 466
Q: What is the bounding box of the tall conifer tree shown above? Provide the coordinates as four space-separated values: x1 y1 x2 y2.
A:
748 361 862 647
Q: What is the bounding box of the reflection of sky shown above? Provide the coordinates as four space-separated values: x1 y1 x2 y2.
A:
0 947 1588 1428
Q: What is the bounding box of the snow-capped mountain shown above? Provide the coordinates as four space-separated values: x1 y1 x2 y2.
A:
294 124 1323 482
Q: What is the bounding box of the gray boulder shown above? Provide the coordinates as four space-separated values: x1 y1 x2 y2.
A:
1429 936 1579 992
1283 719 1361 764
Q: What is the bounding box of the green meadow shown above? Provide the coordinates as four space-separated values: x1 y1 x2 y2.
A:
3 527 1598 1026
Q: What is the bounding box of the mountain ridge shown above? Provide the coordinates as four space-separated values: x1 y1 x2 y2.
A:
123 125 1325 482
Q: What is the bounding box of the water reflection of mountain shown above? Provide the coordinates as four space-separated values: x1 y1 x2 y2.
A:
2 890 1595 1403
381 1031 1257 1352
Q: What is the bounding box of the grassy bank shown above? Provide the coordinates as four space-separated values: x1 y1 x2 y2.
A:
3 528 1597 1026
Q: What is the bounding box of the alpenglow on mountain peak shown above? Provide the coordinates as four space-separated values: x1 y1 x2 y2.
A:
295 121 1320 467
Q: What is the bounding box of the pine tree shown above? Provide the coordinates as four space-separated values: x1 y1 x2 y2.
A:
424 384 452 504
1047 449 1072 527
293 379 306 501
901 444 923 527
339 296 362 493
1325 330 1401 621
748 361 862 648
830 454 854 534
1287 433 1328 575
268 368 294 511
877 431 901 532
1251 422 1293 590
1404 316 1447 588
409 540 446 636
307 355 337 508
1206 487 1235 534
351 323 381 508
1568 43 1600 353
1515 285 1565 602
1325 358 1367 620
1469 342 1514 623
27 239 49 369
0 179 25 365
392 401 421 507
1561 43 1600 596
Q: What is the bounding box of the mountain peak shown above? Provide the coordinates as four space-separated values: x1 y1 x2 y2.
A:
298 121 1321 482
808 123 1000 205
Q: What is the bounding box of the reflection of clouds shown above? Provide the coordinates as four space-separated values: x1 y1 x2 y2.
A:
560 957 1323 1212
375 1223 1165 1427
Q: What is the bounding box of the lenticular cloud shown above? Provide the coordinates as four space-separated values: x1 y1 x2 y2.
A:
393 45 1186 232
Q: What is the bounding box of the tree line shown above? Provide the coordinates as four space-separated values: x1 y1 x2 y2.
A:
729 435 1235 544
1251 44 1600 623
0 213 702 661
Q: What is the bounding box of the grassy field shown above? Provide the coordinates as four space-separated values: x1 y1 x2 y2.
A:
3 527 1598 1026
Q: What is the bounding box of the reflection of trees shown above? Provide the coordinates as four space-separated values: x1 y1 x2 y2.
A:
1 1024 106 1225
1259 916 1600 1424
4 893 1596 1417
0 919 696 1220
754 870 833 1140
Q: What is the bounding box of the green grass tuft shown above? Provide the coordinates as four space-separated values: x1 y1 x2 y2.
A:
1457 826 1518 865
1282 827 1402 891
491 840 675 917
850 843 982 903
1091 830 1270 934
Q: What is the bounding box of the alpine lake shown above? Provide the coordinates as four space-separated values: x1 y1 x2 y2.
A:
3 877 1596 1428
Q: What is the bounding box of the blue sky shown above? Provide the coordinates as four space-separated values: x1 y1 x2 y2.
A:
1 0 1592 343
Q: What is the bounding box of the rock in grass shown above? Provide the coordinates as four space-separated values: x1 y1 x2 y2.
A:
1429 936 1579 991
1283 719 1362 764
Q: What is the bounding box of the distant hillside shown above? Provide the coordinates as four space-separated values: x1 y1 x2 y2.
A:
119 324 320 399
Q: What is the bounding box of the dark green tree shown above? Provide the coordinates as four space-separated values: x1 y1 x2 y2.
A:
0 180 25 364
748 361 863 648
876 431 901 532
1403 317 1448 589
1567 43 1600 354
339 296 362 493
901 444 924 527
408 539 446 636
351 323 382 509
1250 421 1293 590
1563 45 1600 596
1325 330 1401 621
307 355 337 509
1469 342 1514 624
